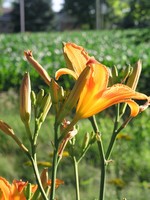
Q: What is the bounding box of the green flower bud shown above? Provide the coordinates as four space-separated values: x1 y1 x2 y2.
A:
36 89 44 105
82 132 90 150
38 94 52 122
126 60 142 90
31 90 36 105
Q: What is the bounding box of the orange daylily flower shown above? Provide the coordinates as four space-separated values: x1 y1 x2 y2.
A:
72 60 149 120
55 42 92 80
55 42 149 122
0 177 37 200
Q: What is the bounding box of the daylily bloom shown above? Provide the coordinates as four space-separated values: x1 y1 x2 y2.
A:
71 60 149 121
55 43 149 121
0 177 37 200
55 42 92 80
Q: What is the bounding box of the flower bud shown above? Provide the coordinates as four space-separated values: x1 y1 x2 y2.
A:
82 132 90 150
36 89 44 106
20 72 31 124
31 90 36 105
40 168 48 189
38 94 52 122
109 65 118 85
24 50 51 85
0 120 15 136
126 60 142 90
56 66 90 124
49 79 60 105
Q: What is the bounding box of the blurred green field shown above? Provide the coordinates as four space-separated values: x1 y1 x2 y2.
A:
0 29 150 93
0 29 150 199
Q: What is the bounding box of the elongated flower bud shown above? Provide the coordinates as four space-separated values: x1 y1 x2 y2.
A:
82 132 90 150
126 60 142 90
49 79 60 104
56 66 91 125
24 50 51 85
39 94 52 122
36 89 44 106
20 72 31 124
40 168 48 189
0 120 15 136
109 65 118 85
0 120 29 152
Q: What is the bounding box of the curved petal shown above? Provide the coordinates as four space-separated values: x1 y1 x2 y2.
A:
76 62 110 116
63 43 91 76
55 68 78 80
0 177 11 199
76 84 148 119
125 100 140 117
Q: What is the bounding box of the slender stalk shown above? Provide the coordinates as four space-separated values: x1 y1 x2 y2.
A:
89 116 106 200
50 124 59 200
24 122 33 144
50 149 58 200
28 155 48 200
73 157 80 200
105 105 120 160
105 116 132 160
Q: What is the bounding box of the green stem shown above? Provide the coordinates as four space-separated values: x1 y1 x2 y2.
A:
105 104 120 160
50 124 59 200
24 122 33 143
29 156 48 200
50 149 58 200
105 116 132 160
30 117 48 199
73 157 80 200
89 116 106 200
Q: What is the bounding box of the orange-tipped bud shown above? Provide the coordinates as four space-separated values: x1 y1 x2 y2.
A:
24 50 51 85
20 72 31 124
0 120 14 136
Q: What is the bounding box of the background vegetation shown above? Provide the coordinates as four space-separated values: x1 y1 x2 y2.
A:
0 29 150 199
0 29 150 93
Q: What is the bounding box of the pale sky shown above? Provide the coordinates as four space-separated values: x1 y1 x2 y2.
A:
3 0 64 12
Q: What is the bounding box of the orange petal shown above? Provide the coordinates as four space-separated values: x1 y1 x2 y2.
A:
76 62 109 116
125 100 140 117
55 68 78 80
63 43 91 76
76 84 148 119
0 177 11 200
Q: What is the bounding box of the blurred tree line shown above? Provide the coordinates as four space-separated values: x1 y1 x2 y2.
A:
10 0 150 32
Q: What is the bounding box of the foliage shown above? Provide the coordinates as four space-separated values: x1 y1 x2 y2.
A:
10 0 54 32
0 29 150 95
62 0 95 29
62 0 150 29
107 0 150 28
